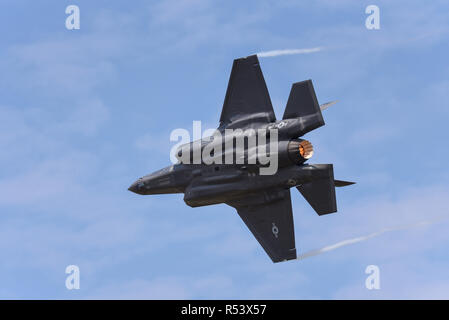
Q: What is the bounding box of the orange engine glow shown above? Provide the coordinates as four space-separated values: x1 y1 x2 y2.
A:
299 140 314 159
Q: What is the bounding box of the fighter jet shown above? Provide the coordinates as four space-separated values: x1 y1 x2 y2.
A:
129 55 354 263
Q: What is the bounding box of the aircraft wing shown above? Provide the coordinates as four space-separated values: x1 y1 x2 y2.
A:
220 55 276 128
226 189 296 263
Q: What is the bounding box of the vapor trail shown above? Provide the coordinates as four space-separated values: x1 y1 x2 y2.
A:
257 47 323 58
297 218 446 261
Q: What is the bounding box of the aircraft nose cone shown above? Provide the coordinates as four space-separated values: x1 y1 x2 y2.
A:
128 181 143 194
128 182 137 193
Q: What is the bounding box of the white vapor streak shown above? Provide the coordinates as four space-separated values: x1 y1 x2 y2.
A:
257 47 323 58
297 218 447 260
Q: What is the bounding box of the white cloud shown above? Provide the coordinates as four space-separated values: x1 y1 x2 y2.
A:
56 99 110 136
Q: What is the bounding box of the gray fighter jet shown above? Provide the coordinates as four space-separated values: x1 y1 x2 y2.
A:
129 55 354 263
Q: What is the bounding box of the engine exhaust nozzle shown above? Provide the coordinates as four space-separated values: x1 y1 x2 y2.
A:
299 140 314 159
287 139 314 164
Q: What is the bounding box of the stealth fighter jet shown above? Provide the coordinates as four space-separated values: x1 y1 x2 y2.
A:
129 55 354 263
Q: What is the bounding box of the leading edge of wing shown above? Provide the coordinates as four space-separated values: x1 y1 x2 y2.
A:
219 55 276 128
227 189 296 263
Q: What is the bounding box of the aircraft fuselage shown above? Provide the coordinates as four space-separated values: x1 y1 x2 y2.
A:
128 162 332 208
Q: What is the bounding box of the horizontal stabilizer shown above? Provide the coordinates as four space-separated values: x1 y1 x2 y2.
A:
334 180 355 187
297 164 337 215
282 80 324 135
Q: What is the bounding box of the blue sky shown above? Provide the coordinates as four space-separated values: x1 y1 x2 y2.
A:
0 0 449 299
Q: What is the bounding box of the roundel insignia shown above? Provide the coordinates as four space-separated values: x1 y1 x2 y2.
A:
272 223 279 238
